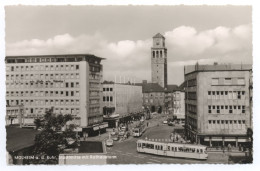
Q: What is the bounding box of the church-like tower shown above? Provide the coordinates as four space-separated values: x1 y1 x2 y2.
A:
151 33 167 88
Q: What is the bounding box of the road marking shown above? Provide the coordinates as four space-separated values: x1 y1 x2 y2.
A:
121 153 132 156
149 159 161 163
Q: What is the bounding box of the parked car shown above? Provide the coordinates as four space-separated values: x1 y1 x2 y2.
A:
163 120 168 124
168 122 174 126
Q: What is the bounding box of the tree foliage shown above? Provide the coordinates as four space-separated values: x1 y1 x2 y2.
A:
30 109 78 164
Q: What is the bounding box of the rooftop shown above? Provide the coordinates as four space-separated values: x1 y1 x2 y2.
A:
184 64 252 75
6 126 39 152
153 33 165 39
5 54 105 63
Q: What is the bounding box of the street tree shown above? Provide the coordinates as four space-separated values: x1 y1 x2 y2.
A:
30 109 78 164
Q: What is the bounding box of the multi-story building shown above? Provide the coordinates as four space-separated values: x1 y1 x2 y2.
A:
184 63 252 147
151 33 168 88
165 89 185 121
137 81 165 113
5 54 107 134
102 82 143 128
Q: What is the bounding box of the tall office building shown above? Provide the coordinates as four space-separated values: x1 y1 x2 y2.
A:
151 33 168 88
184 64 252 147
5 54 107 133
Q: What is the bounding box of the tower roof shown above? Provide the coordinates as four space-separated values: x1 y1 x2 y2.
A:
153 33 165 39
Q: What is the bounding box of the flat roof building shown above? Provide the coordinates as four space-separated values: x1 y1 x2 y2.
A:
184 63 252 147
102 82 143 128
5 54 107 133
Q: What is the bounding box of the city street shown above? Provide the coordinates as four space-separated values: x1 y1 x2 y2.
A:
88 115 230 164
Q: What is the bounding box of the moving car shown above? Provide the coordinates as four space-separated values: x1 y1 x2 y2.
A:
106 138 114 147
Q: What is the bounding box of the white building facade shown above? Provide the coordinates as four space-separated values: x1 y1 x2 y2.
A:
5 54 106 131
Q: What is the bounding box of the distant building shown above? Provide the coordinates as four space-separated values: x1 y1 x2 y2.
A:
136 81 165 113
136 81 185 119
184 63 252 147
165 88 185 121
5 54 107 134
102 82 143 128
151 33 167 88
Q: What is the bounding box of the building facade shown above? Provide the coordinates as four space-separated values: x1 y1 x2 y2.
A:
184 64 252 147
138 81 165 113
151 33 168 88
5 54 106 132
102 82 143 128
102 83 143 116
165 90 185 121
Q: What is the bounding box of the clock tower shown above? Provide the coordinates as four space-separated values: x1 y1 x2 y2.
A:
151 33 167 88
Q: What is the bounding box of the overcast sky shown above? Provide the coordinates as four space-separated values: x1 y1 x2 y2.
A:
5 6 252 85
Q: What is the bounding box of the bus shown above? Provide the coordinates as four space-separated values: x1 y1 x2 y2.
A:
133 123 146 137
136 139 208 160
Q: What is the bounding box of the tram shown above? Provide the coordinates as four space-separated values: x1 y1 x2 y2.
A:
133 123 146 137
136 139 208 160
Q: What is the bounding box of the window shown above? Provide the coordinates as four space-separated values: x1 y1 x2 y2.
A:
224 78 232 84
71 91 74 96
217 106 220 113
66 83 69 88
71 83 74 88
238 78 245 85
110 96 113 101
103 88 106 91
208 106 211 114
66 91 69 96
110 88 113 91
103 97 106 101
242 106 245 113
76 65 79 70
237 91 241 99
211 78 219 85
229 106 233 113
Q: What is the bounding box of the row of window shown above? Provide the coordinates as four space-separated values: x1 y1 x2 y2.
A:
187 104 197 114
208 120 246 129
6 73 80 80
187 79 196 87
211 77 245 85
7 64 80 72
103 87 113 92
208 91 246 100
6 99 80 106
6 81 80 89
7 107 81 115
152 50 166 58
144 93 164 97
208 105 246 114
103 96 113 102
138 143 205 153
186 92 197 100
6 90 80 97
